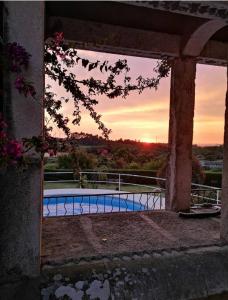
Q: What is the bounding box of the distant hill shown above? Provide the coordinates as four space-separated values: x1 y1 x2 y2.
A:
53 132 223 162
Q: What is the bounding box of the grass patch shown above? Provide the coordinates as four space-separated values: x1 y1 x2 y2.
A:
44 162 59 171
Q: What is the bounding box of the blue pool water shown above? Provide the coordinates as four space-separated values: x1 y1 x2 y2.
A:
43 195 146 216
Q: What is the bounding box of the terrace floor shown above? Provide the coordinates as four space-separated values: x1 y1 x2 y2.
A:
41 210 221 265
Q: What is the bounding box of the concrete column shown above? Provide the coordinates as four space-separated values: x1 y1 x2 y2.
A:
165 57 196 212
221 66 228 242
0 1 44 295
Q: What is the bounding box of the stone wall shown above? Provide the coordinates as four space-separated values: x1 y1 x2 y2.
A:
41 245 228 300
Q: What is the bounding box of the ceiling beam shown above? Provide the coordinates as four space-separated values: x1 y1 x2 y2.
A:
182 19 227 56
46 16 228 66
123 1 228 21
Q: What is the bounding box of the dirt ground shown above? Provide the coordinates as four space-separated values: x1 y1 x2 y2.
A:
41 210 221 264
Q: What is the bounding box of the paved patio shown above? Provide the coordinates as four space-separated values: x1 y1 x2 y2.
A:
41 210 221 265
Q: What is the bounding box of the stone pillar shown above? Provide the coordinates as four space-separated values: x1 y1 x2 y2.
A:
0 1 44 295
165 57 196 212
221 65 228 242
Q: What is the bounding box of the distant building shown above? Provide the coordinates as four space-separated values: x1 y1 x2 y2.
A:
200 160 223 170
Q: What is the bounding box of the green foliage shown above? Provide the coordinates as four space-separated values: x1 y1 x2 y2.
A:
128 162 140 169
142 159 164 170
44 162 58 171
44 167 222 188
44 172 74 181
57 149 98 170
157 155 205 185
192 156 206 184
193 145 223 161
43 135 223 189
204 171 222 187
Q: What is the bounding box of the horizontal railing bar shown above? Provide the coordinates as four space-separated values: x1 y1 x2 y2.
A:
44 179 165 191
44 171 221 191
44 191 162 199
45 180 79 183
45 171 74 174
80 171 166 181
191 194 221 202
191 183 221 190
119 182 164 189
191 189 220 192
44 180 220 192
82 179 164 189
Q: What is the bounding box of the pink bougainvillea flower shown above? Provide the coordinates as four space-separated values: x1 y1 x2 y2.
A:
0 121 23 167
0 131 7 139
0 114 8 130
101 149 109 156
54 32 64 46
0 120 7 130
47 149 55 157
14 76 25 91
0 145 7 156
58 53 66 60
14 77 36 97
6 140 23 159
25 84 36 97
6 42 31 72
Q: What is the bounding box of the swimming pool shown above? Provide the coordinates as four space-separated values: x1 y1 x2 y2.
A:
43 194 147 217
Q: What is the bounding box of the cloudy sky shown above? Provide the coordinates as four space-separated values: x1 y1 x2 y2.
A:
47 49 227 145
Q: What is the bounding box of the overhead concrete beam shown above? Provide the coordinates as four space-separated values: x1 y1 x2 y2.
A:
46 16 180 59
46 16 228 66
183 19 227 56
200 39 228 66
123 1 228 21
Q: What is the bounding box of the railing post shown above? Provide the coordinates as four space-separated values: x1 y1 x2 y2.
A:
118 174 121 191
160 192 162 209
216 189 220 205
79 172 82 189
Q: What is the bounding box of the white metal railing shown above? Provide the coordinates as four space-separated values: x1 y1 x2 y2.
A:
44 171 221 205
191 183 221 205
43 191 165 216
79 171 165 191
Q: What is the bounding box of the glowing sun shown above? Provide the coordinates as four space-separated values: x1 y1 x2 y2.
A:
140 137 155 143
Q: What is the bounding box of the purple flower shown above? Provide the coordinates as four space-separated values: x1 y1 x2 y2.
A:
6 140 22 159
0 117 7 131
54 32 64 46
6 42 31 73
14 77 36 97
14 77 24 91
0 116 23 167
0 131 6 139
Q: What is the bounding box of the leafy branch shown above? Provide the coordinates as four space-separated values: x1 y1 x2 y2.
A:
44 32 171 139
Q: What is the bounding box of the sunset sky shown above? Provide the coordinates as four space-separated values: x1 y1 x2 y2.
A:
47 49 227 145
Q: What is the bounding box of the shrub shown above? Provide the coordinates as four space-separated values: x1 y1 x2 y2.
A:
128 162 140 169
157 155 205 187
57 149 98 170
204 171 222 187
